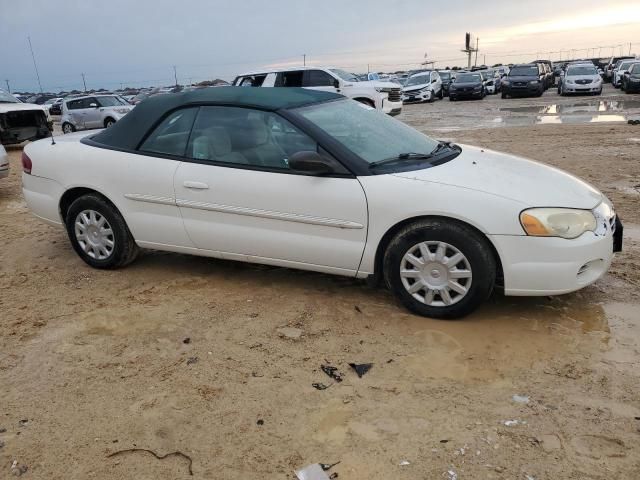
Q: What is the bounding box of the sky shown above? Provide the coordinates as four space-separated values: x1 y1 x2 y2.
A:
1 0 639 92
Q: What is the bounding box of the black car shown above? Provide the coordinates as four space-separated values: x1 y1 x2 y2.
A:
622 63 640 93
437 70 453 96
501 64 545 98
449 73 485 101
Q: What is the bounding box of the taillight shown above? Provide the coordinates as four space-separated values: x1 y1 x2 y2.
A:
22 152 32 174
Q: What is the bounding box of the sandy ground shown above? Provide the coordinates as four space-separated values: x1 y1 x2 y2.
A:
1 85 640 479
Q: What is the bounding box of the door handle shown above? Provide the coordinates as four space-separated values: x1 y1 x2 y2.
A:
183 181 209 190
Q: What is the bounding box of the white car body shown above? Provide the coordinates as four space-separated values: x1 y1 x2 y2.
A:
0 90 52 145
23 133 616 298
561 64 603 94
402 71 443 103
61 95 134 133
0 144 8 178
233 66 403 116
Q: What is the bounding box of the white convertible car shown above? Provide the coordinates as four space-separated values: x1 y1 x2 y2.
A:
22 88 622 319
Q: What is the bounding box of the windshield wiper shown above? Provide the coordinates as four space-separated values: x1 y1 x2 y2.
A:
369 152 436 169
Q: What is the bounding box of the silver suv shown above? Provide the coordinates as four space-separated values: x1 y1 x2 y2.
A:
61 95 133 133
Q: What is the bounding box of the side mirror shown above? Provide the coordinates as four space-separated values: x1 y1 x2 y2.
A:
90 103 98 108
431 78 437 83
288 151 334 175
333 79 340 89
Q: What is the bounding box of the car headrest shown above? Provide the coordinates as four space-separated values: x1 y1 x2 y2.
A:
233 118 269 150
192 126 232 160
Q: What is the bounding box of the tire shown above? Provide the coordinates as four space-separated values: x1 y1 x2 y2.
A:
104 118 116 128
501 92 507 99
449 96 455 101
62 122 75 134
438 87 443 99
428 90 435 103
383 219 496 319
65 193 139 269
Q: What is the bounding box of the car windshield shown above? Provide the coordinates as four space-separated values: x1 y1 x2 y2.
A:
329 69 357 82
97 96 128 107
510 66 538 76
455 74 481 83
0 91 20 103
631 64 640 74
566 65 597 76
438 72 451 80
405 74 429 86
619 62 633 70
295 99 441 167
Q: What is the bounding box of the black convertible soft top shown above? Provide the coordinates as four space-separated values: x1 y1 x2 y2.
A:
87 87 342 150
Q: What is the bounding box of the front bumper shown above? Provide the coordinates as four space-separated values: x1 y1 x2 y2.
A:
382 98 403 115
485 85 496 94
449 89 483 99
625 81 640 92
402 90 431 103
503 84 541 96
491 226 619 296
563 83 601 93
0 161 8 178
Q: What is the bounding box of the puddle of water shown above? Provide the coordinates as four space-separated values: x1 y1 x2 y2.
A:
500 100 640 114
493 114 627 127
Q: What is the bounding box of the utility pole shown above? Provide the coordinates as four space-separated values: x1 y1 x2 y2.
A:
81 73 87 92
474 37 479 67
483 54 486 66
4 79 10 93
173 65 178 87
27 36 43 93
630 43 633 55
303 54 306 66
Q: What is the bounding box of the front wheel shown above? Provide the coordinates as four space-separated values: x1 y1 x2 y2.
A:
62 122 75 134
104 118 116 128
383 220 496 319
65 193 139 269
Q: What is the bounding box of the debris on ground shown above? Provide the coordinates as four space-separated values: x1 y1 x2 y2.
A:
504 420 523 426
512 394 530 404
18 420 28 427
349 363 373 378
295 463 331 480
256 419 264 425
447 469 458 480
183 337 191 344
312 383 330 390
10 460 28 477
0 440 4 449
399 460 410 466
320 364 343 382
277 327 303 340
107 448 194 476
186 357 198 365
0 427 6 433
354 306 362 313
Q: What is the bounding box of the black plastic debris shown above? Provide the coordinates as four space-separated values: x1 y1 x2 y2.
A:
183 337 191 344
186 357 198 365
354 306 362 313
321 462 340 471
349 363 373 378
320 365 343 382
256 419 264 426
329 473 338 479
312 383 330 390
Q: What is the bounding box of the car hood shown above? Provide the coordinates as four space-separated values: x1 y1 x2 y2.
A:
367 80 401 89
403 83 428 92
507 75 538 82
565 74 601 82
451 82 482 88
0 102 48 114
391 145 602 209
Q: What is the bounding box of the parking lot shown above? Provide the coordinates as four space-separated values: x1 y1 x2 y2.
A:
2 84 640 479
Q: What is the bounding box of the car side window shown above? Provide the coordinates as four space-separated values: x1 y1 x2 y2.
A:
275 71 304 87
303 70 335 87
67 100 81 110
186 106 317 170
139 107 198 157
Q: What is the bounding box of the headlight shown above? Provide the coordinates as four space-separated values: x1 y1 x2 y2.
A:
565 79 574 84
375 87 393 93
114 108 130 114
520 208 597 239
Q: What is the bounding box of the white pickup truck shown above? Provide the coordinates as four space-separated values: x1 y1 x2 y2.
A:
233 66 403 116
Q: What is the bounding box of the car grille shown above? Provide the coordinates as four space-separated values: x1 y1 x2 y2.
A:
513 82 527 87
575 79 592 85
387 88 402 102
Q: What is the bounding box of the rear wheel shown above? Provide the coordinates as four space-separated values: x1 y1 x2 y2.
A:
104 118 116 128
383 219 496 319
65 193 139 269
62 122 75 134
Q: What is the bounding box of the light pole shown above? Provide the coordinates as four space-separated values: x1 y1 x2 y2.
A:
27 36 43 93
303 54 306 66
173 65 178 87
4 79 10 93
81 73 87 92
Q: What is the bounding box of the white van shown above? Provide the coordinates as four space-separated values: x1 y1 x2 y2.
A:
233 66 402 116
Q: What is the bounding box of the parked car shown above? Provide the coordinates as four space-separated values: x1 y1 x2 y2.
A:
402 71 443 103
25 94 57 105
436 70 453 96
233 66 403 116
478 70 500 94
501 64 545 98
559 63 602 96
0 90 52 145
0 143 8 179
61 95 133 134
622 63 640 93
534 61 555 88
604 56 635 82
21 87 622 319
44 97 63 115
612 59 639 88
449 72 485 100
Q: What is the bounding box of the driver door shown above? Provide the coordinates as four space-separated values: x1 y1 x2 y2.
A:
173 106 368 275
